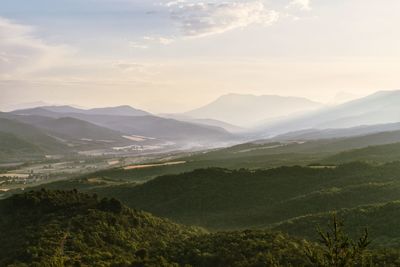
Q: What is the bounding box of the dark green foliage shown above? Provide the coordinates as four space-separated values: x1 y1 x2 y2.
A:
323 142 400 164
3 190 400 266
80 162 400 233
163 230 311 267
34 161 400 248
99 197 123 213
0 189 318 266
305 214 371 266
0 189 201 266
274 200 400 248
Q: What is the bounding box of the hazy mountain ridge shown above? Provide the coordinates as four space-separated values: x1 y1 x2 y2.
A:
6 90 400 161
21 117 129 144
270 122 400 142
183 93 323 127
0 112 134 154
256 90 400 137
0 117 69 155
159 113 245 133
31 105 151 117
10 106 240 148
0 132 45 162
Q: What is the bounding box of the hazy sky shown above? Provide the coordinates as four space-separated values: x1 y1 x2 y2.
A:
1 0 400 113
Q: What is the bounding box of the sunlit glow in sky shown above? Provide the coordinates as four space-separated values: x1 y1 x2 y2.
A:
1 0 400 113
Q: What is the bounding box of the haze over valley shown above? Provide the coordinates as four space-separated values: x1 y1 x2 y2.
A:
3 0 400 266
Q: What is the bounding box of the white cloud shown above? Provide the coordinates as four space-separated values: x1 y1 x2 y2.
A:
166 1 279 38
165 0 186 7
112 61 146 72
129 36 174 50
287 0 311 10
0 17 72 79
143 36 174 45
129 41 149 49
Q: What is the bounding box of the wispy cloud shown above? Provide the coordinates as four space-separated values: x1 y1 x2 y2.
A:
165 1 279 38
143 36 174 45
287 0 311 11
0 17 72 80
129 41 149 49
129 35 175 50
112 61 146 72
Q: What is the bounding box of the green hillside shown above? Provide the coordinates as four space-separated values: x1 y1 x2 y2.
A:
323 142 400 164
143 131 400 174
43 136 400 187
273 201 400 248
189 130 400 163
35 162 400 239
88 163 400 230
24 117 131 147
3 190 400 266
0 132 44 162
0 189 201 266
0 189 328 267
0 118 69 155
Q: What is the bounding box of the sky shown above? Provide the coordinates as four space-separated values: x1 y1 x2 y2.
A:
1 0 400 113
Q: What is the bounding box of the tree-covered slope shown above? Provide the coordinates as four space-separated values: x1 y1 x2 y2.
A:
323 142 400 164
0 190 327 267
0 189 202 266
273 201 400 248
82 162 400 237
195 129 400 162
0 117 69 155
22 117 129 144
0 131 44 162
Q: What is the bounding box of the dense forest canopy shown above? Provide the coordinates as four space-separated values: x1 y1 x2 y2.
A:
3 190 400 266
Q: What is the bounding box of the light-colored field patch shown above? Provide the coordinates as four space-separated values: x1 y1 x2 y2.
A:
87 177 127 185
107 160 120 165
308 165 337 169
123 135 146 142
236 144 285 153
123 135 156 142
0 173 29 178
123 161 186 170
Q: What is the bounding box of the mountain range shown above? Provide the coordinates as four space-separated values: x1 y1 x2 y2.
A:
0 105 241 162
6 91 400 265
39 105 151 117
255 90 400 137
5 90 400 163
11 107 236 144
183 93 322 127
179 90 400 140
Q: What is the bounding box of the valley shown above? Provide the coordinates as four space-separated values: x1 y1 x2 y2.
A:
3 1 400 264
4 92 400 265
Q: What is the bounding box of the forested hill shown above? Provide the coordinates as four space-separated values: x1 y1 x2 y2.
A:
0 190 314 266
90 162 400 231
0 190 201 266
22 161 400 249
2 190 400 266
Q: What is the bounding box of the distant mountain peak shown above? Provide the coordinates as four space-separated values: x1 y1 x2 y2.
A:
14 104 152 117
217 93 320 102
369 90 400 97
87 105 151 116
255 90 400 137
184 93 322 127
